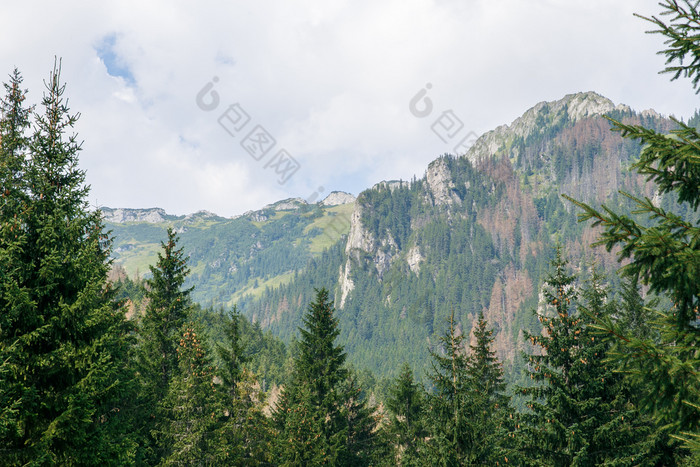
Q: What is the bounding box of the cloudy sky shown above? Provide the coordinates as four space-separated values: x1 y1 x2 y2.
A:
2 0 697 217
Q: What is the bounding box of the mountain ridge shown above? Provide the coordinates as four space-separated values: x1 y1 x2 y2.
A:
102 191 357 224
105 90 676 382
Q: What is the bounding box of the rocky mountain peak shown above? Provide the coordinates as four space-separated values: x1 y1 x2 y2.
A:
464 91 633 164
101 207 168 224
321 191 356 206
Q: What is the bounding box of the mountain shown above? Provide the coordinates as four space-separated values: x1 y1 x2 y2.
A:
105 91 677 383
104 192 356 306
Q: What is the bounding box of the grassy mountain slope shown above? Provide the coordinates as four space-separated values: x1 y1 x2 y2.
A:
105 196 355 307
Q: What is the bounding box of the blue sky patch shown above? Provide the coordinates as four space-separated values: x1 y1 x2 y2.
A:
95 34 135 85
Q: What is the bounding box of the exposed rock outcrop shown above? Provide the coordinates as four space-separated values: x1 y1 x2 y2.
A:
321 191 356 206
465 91 632 164
339 261 354 308
406 245 423 274
101 207 168 223
425 158 459 206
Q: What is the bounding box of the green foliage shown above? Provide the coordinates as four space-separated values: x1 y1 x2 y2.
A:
213 313 273 465
273 288 377 465
135 227 195 463
139 227 194 391
423 310 513 465
273 288 349 464
519 252 664 465
215 306 247 391
158 322 219 465
423 310 473 465
637 0 700 91
466 312 514 465
106 201 351 307
341 371 381 466
563 3 700 453
0 63 137 464
382 364 426 465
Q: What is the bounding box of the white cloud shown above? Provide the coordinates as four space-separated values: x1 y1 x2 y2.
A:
1 0 696 216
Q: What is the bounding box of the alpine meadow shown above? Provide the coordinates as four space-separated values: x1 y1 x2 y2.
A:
1 1 699 465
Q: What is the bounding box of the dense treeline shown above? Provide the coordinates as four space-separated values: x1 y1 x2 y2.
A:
1 1 699 464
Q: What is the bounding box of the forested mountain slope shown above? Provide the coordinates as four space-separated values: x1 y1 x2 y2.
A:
105 194 355 307
107 91 678 382
241 92 677 381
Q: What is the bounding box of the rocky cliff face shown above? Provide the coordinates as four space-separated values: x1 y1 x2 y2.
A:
322 191 356 206
322 91 672 377
464 91 632 164
101 207 169 223
425 158 459 206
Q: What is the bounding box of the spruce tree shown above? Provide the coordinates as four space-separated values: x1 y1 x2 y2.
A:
466 312 512 465
216 305 247 392
519 252 655 465
424 310 471 465
0 68 31 222
135 226 194 463
273 288 377 465
0 62 137 464
564 0 700 453
159 322 219 466
341 372 379 466
214 307 272 464
383 363 426 466
0 68 32 454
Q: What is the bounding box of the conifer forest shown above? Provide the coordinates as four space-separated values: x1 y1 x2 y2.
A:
0 1 699 465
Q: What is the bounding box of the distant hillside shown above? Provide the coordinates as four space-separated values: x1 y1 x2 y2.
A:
104 192 356 307
105 92 680 384
239 92 678 382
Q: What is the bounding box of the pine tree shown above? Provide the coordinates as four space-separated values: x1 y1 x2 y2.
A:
466 312 512 465
214 306 272 464
424 309 471 465
383 363 425 466
159 322 219 465
564 0 700 453
0 62 137 464
135 227 194 463
519 252 656 465
273 288 377 465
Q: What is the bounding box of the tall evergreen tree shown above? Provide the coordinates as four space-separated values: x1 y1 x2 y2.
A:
564 0 700 454
423 310 471 465
159 322 219 466
214 306 272 464
135 227 194 463
216 306 247 392
140 227 193 392
0 68 32 455
0 62 137 464
0 68 31 222
519 252 655 465
382 363 426 466
273 288 348 465
341 371 379 466
466 312 513 465
273 288 376 465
